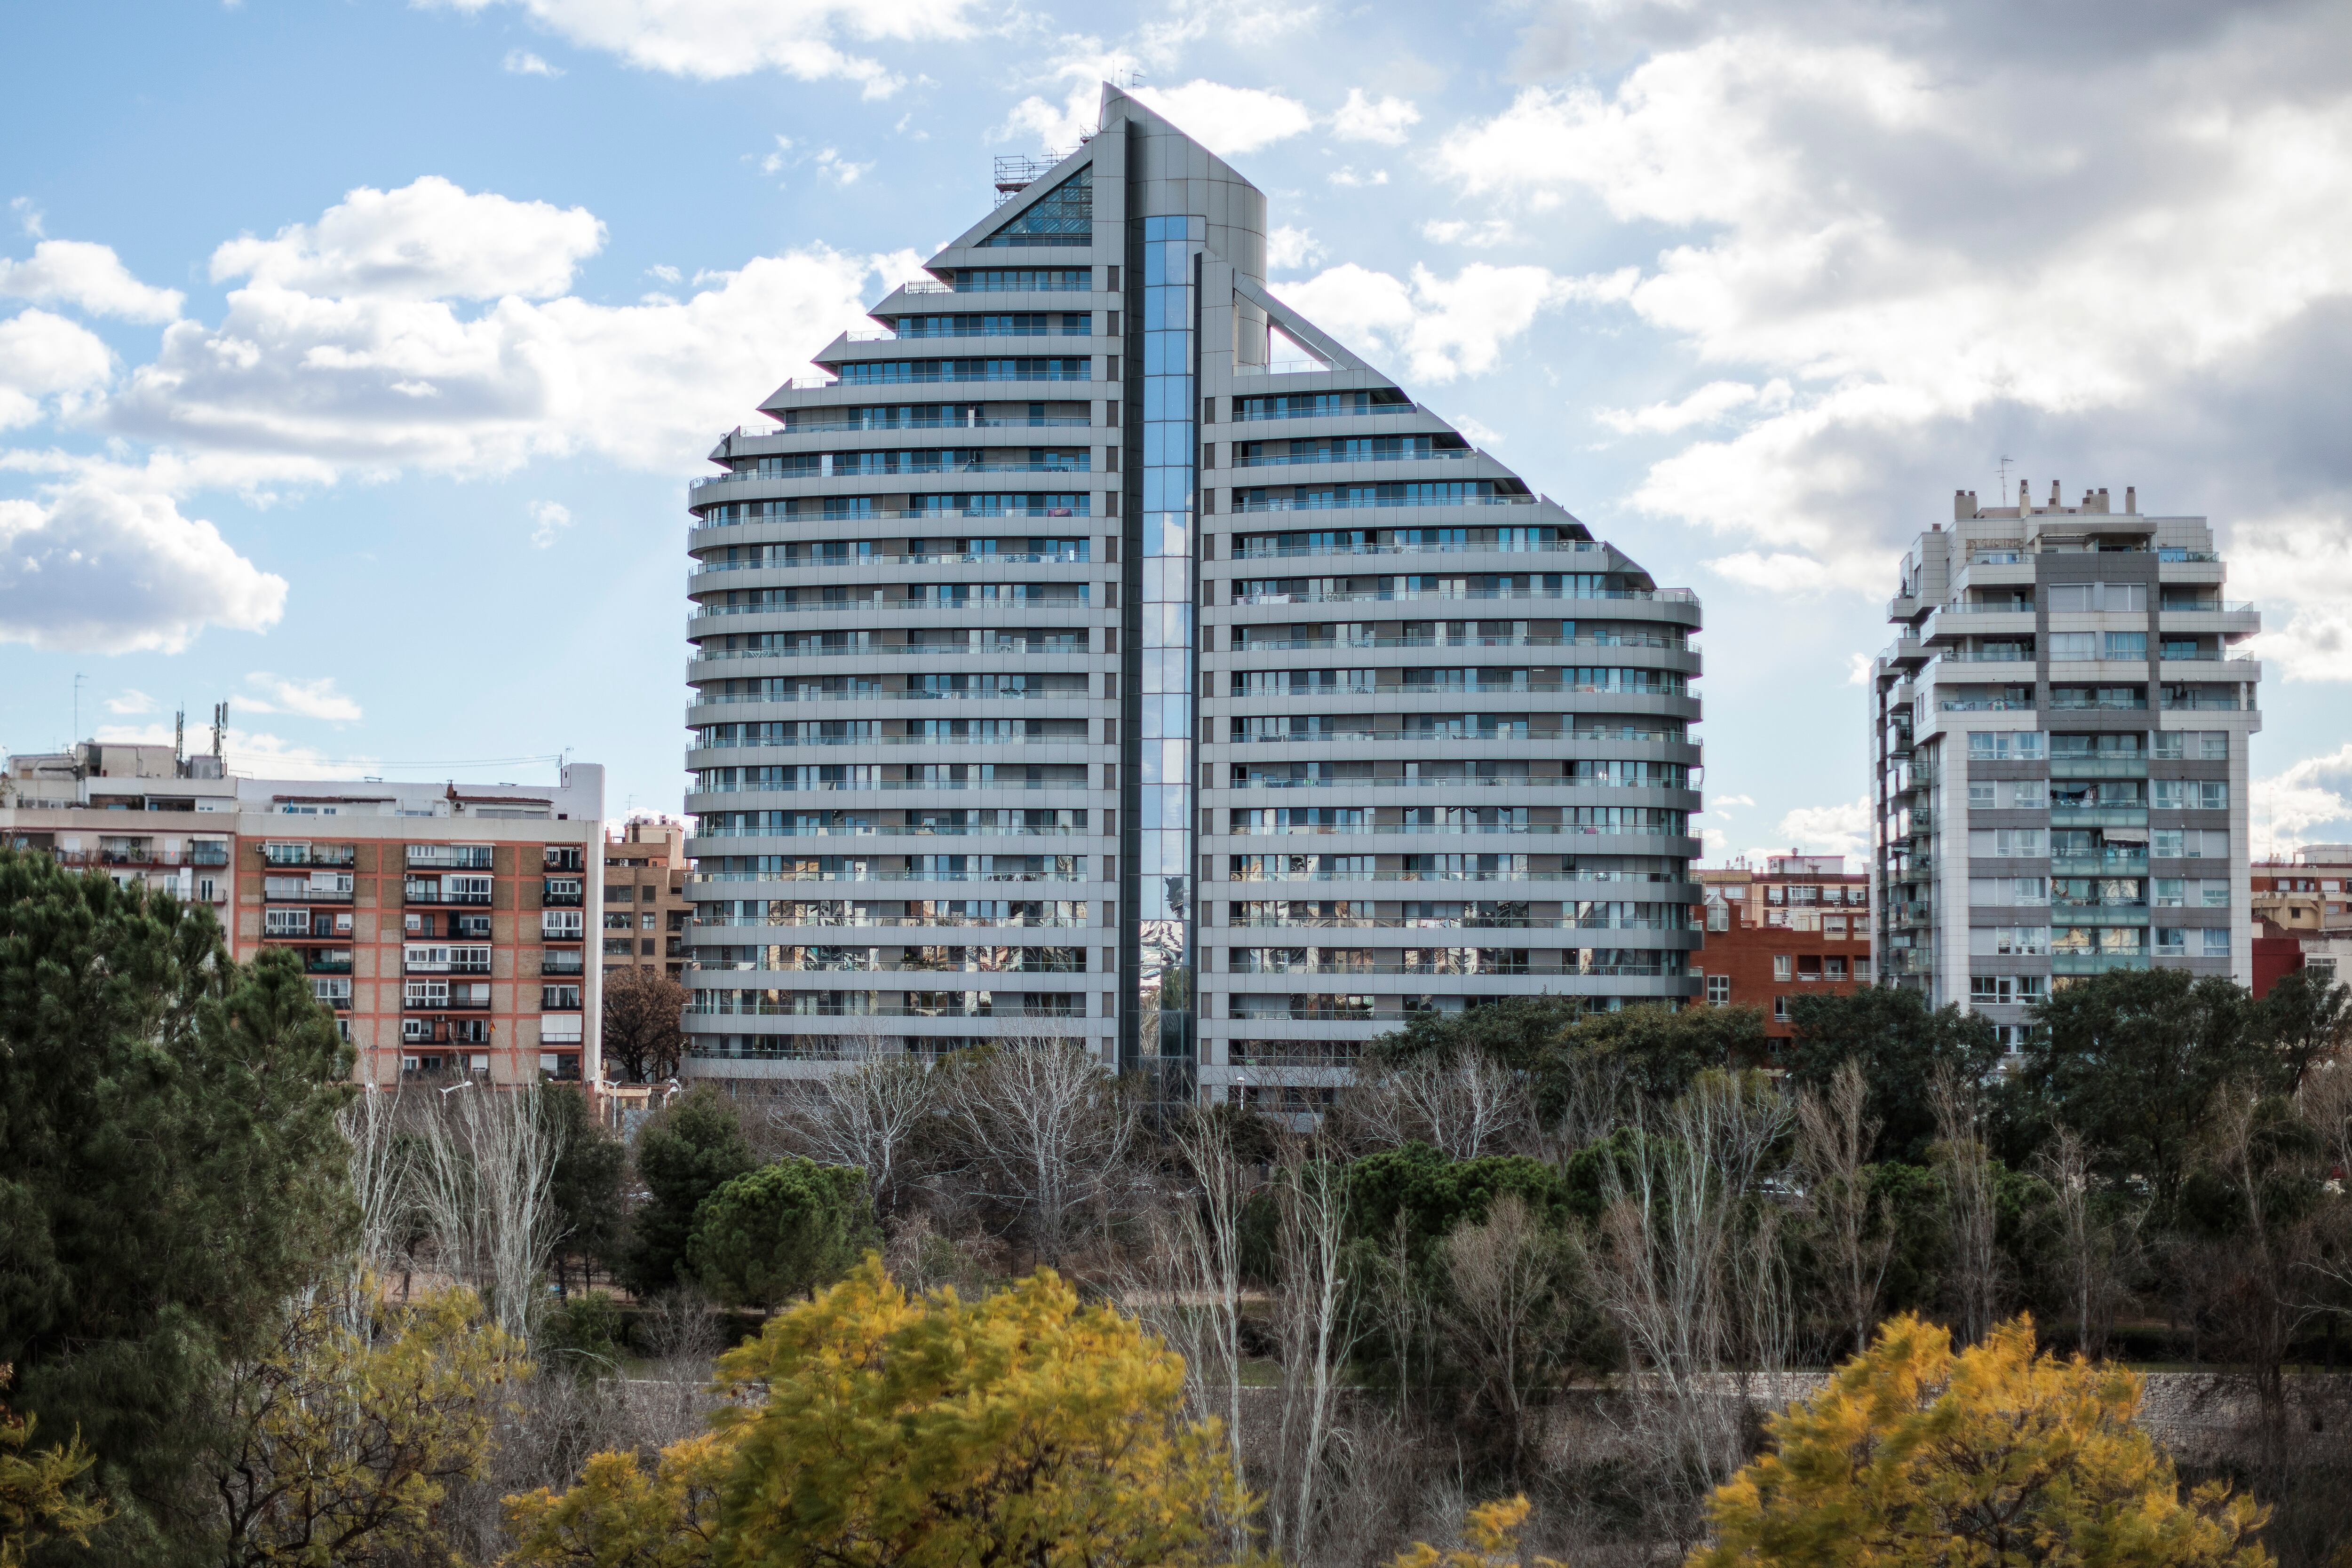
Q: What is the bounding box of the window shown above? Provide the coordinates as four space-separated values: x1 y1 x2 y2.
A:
641 937 658 956
1772 955 1792 981
604 912 632 930
2010 781 2047 808
605 884 635 902
640 912 658 930
1824 915 1848 939
2048 632 2096 661
641 885 660 903
1706 975 1731 1005
263 907 310 935
2202 927 2232 958
603 938 634 956
404 979 451 1008
2200 882 2230 909
2153 878 2185 907
1706 901 1729 933
1970 828 2045 856
2105 632 2148 659
1969 782 1995 808
545 846 583 871
1826 957 1848 980
2154 927 2186 955
1967 731 2045 760
1772 996 1789 1022
541 984 583 1010
542 909 585 939
1970 926 2050 955
2047 582 2146 611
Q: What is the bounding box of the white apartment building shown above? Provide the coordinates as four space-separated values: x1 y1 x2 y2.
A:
1869 484 2262 1046
679 86 1704 1104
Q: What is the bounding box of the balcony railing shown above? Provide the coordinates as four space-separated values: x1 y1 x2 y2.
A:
1235 495 1531 513
1233 586 1698 606
1236 403 1422 422
691 687 1085 705
1234 538 1597 558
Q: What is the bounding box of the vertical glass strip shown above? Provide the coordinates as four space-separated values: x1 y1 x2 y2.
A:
1136 214 1202 1080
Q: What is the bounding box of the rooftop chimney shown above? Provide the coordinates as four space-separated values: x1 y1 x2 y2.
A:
2125 485 2136 514
2019 479 2031 511
2048 479 2062 507
1954 489 1978 520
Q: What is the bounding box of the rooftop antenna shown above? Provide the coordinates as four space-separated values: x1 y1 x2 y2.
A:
211 701 227 760
72 671 84 746
174 708 184 762
1996 455 2013 496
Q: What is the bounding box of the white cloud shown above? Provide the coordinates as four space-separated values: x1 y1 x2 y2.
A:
427 0 982 97
209 176 604 301
2254 743 2352 858
646 263 682 284
105 689 156 715
1276 261 1635 383
1266 225 1322 273
1706 548 1880 596
1847 650 1874 686
0 309 113 428
1131 81 1312 155
529 499 573 547
1597 379 1788 435
0 483 286 653
110 178 885 476
1332 87 1419 145
1436 21 2352 594
1420 219 1516 248
0 239 184 322
1772 797 1871 864
239 672 362 722
2231 511 2352 682
502 48 562 75
1715 793 1756 809
813 148 872 186
1327 167 1388 188
1453 414 1504 448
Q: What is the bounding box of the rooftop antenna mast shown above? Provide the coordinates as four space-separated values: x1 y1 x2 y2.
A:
211 701 226 760
1996 455 2013 498
174 708 184 762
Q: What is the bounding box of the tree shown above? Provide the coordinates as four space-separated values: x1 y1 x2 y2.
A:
1367 995 1582 1073
765 1054 936 1217
603 967 688 1085
1692 1314 2271 1568
414 1083 561 1343
686 1159 878 1310
1438 1195 1570 1475
205 1287 524 1567
938 1039 1137 1267
546 1088 627 1296
1 1366 108 1567
1344 1141 1567 1267
0 850 356 1563
1342 1052 1527 1158
1390 1495 1563 1568
2255 965 2352 1092
625 1088 755 1296
1783 985 2000 1163
706 1259 1253 1568
1794 1060 1893 1358
1549 1002 1767 1104
504 1433 730 1568
2013 967 2266 1214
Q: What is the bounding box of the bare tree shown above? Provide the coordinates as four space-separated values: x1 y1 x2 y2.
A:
1588 1070 1794 1538
2034 1123 2118 1356
939 1036 1137 1267
413 1085 560 1343
1931 1068 1998 1346
602 966 687 1084
1342 1053 1527 1157
1795 1059 1892 1357
1439 1193 1560 1473
1265 1136 1362 1564
337 1084 414 1330
767 1050 937 1215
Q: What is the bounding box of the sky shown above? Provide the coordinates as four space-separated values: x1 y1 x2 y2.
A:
5 0 2352 859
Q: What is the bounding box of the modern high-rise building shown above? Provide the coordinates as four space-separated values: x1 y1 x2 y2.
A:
1868 484 2263 1047
681 87 1704 1104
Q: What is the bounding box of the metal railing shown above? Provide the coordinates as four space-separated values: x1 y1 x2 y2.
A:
1234 448 1477 467
691 550 1089 574
1233 586 1698 606
1234 494 1528 513
1234 538 1597 558
1235 403 1422 421
691 641 1090 661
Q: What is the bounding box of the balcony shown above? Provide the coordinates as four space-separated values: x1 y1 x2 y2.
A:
2050 807 2148 828
405 882 494 906
541 883 585 906
264 845 355 868
2050 757 2148 778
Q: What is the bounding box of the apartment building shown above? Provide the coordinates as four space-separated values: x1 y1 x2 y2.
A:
1868 484 2262 1049
1694 855 1869 1037
2252 845 2352 936
680 85 1704 1102
605 819 692 978
1 741 605 1087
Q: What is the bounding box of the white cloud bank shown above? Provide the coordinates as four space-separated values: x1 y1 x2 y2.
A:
1278 261 1635 383
0 484 286 653
423 0 982 95
0 239 184 322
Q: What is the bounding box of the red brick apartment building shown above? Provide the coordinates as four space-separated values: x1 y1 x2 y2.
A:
2251 844 2352 996
1694 854 1870 1039
604 818 691 979
1 740 605 1089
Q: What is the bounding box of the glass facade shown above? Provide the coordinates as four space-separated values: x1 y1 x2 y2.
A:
1134 213 1202 1073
